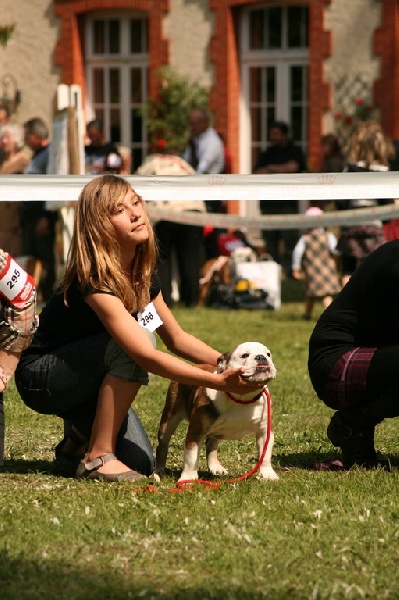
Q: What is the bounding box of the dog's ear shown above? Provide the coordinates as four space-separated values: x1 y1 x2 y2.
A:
217 351 232 373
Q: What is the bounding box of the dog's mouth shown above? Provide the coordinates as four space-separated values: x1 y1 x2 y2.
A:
241 364 273 379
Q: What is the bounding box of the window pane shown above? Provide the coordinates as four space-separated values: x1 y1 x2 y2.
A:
291 66 303 102
249 10 264 50
268 8 282 49
110 108 121 143
131 108 142 142
93 69 104 103
251 107 261 143
109 20 120 54
131 68 142 103
132 148 143 172
249 68 261 103
287 7 308 48
291 106 303 141
266 67 275 103
130 19 144 53
93 21 104 54
96 108 104 124
267 107 276 131
109 69 120 103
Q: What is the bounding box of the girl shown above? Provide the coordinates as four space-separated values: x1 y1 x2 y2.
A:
15 174 263 482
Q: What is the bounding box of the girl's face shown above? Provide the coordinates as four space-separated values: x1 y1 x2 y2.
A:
109 189 149 256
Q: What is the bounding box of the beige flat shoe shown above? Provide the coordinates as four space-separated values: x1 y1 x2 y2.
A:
75 453 147 482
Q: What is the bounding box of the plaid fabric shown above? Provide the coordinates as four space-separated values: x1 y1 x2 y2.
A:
0 293 38 352
337 225 385 259
303 231 341 297
322 347 377 410
0 250 6 272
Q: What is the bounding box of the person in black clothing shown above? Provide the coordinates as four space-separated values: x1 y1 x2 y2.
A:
254 121 306 269
85 119 122 175
308 239 399 470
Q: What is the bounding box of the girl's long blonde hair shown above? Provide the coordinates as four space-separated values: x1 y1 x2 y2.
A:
346 120 395 167
62 174 157 313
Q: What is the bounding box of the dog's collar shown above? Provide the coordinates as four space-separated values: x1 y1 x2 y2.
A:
226 387 266 405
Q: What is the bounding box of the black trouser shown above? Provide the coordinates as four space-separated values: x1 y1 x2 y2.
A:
21 210 57 302
155 220 204 307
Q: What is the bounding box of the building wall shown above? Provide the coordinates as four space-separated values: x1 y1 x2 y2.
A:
165 0 214 88
1 0 397 170
324 0 381 132
0 0 60 130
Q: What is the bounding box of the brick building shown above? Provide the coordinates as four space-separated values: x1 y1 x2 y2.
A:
1 0 398 208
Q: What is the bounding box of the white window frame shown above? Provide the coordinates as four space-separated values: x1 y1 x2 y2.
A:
85 10 149 164
239 5 309 176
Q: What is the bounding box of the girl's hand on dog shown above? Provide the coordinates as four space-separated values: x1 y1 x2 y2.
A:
215 368 265 395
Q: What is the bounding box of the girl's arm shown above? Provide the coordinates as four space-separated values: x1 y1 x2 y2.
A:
85 292 260 395
153 292 221 365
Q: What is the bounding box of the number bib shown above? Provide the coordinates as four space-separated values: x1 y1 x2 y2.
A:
137 302 163 332
0 255 35 307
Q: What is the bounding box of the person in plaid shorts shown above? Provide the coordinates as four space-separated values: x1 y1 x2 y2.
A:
308 239 399 470
0 249 38 465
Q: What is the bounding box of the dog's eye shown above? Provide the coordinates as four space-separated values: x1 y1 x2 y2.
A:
241 353 250 359
267 352 271 357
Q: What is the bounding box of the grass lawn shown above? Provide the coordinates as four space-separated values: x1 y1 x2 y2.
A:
1 279 399 599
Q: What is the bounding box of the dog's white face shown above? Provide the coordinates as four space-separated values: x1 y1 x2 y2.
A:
216 342 277 384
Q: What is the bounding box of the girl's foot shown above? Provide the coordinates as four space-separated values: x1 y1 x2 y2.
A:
76 453 146 482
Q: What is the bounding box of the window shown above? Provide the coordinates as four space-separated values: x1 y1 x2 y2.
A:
240 5 309 173
85 12 149 170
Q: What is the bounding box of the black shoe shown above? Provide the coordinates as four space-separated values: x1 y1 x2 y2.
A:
327 411 391 470
54 423 87 477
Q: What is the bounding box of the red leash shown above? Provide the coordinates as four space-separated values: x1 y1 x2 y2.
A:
136 387 272 493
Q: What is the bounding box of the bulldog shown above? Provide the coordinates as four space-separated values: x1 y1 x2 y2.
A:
155 342 278 482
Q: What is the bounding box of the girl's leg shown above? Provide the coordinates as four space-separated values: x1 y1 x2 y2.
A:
84 375 145 476
323 295 333 310
304 296 313 319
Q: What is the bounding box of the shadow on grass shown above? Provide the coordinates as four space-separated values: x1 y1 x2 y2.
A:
0 549 279 600
1 458 55 475
277 450 399 471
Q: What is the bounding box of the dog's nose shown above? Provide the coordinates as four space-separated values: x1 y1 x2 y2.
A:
255 354 268 364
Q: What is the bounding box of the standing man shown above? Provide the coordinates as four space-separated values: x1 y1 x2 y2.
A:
183 109 225 213
23 117 58 302
254 120 306 271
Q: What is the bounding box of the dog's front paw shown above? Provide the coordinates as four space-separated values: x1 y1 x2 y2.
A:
208 460 228 476
178 470 199 482
257 467 279 481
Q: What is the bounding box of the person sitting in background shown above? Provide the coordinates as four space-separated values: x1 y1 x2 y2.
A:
292 206 341 320
85 119 122 175
0 124 32 255
336 120 395 286
14 174 262 481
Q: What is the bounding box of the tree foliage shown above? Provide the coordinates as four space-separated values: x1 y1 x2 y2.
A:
144 66 209 153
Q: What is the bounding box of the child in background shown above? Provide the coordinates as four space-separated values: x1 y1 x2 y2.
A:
292 206 341 320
